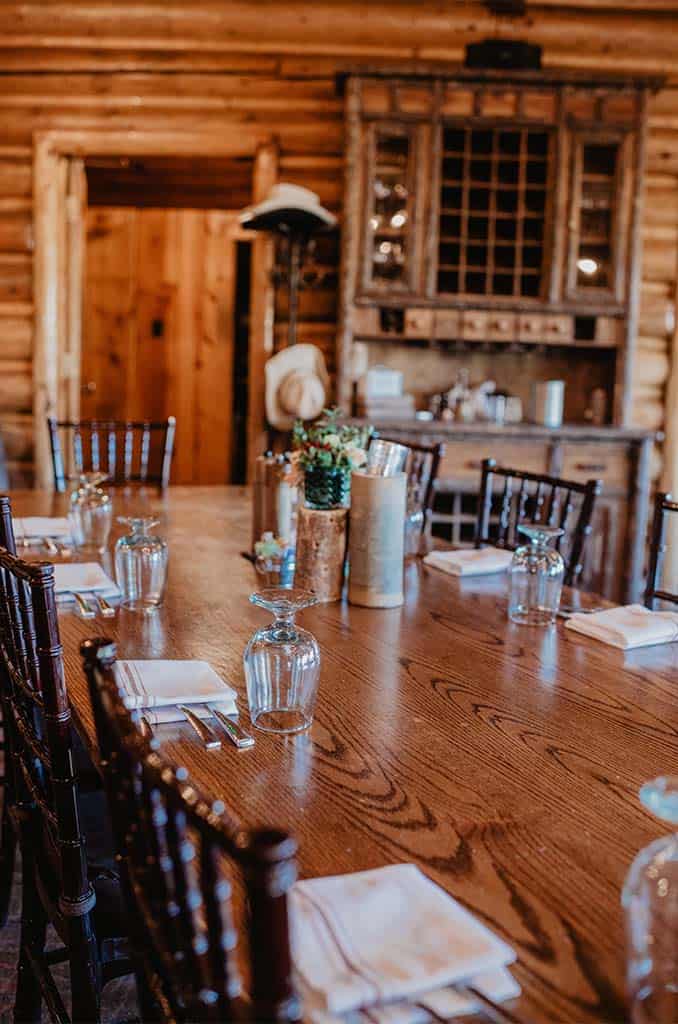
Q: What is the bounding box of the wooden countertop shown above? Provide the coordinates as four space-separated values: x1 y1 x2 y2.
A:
349 418 657 442
10 487 677 1023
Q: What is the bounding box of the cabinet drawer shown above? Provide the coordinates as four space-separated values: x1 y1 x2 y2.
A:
405 308 433 338
434 309 460 339
518 313 545 342
461 310 488 341
486 312 517 341
439 440 549 483
560 444 629 489
544 315 573 342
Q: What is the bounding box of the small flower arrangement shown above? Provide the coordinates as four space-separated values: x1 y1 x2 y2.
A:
291 408 371 472
254 532 293 585
254 532 288 561
291 409 373 510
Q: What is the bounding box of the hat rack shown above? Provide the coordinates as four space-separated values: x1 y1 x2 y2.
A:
240 189 337 349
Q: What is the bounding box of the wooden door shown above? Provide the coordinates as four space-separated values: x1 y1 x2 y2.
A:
83 207 241 484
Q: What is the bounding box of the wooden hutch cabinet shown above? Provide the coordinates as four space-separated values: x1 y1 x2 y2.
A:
337 67 662 601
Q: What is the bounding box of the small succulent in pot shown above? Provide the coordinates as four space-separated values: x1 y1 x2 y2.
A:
292 408 373 509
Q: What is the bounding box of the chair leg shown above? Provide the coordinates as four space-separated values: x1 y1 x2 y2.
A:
0 796 16 926
13 870 47 1024
69 922 102 1024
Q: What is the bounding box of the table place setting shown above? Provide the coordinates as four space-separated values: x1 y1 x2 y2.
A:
114 659 254 749
564 603 678 650
53 561 120 618
13 515 74 556
290 863 520 1023
423 547 515 577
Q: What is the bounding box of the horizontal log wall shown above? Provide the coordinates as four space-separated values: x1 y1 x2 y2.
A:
0 1 676 486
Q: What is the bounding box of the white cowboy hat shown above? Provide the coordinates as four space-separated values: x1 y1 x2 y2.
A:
265 344 330 430
240 183 337 232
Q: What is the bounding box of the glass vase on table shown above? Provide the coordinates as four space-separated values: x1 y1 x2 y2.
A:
508 524 564 626
622 777 678 1024
244 588 320 735
114 517 168 613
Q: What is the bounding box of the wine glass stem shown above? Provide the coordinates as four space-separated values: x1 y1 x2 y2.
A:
271 614 297 642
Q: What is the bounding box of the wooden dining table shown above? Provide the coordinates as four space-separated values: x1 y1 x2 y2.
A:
8 486 678 1024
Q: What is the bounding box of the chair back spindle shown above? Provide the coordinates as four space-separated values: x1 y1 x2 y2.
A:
644 492 678 609
48 417 176 493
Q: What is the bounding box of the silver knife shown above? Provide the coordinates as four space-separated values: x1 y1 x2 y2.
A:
207 704 255 749
178 704 222 750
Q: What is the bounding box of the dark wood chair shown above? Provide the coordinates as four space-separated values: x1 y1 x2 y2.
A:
644 491 678 609
475 458 602 586
47 416 176 493
0 544 131 1022
81 636 302 1024
0 495 16 926
378 438 444 553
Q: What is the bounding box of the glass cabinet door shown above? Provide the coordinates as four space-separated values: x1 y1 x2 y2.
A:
363 124 417 293
566 134 628 303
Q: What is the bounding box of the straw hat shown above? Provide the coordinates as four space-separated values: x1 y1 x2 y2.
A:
265 344 330 430
240 183 337 233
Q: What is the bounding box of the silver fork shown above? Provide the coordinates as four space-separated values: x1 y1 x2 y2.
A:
177 705 222 750
70 591 96 619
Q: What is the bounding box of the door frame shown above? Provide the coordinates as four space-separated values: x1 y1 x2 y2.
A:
33 127 277 487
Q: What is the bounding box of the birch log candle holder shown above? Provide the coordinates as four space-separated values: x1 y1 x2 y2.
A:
294 505 348 603
348 471 407 608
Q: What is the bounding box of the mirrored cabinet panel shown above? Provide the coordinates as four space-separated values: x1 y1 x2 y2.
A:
568 137 625 301
365 125 416 291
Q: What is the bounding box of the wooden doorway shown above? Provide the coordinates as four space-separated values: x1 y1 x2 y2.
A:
82 207 250 484
33 129 277 488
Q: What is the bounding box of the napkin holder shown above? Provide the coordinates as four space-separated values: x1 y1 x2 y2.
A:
348 471 406 608
295 505 347 603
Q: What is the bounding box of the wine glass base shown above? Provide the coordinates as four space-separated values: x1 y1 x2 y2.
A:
251 707 312 735
121 600 162 614
509 607 557 626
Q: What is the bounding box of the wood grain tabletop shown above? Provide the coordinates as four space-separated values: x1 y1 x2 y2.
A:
9 487 677 1024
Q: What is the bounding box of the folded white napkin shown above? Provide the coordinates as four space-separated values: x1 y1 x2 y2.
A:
114 660 238 720
423 546 514 577
53 562 119 597
14 517 72 541
290 864 518 1021
565 603 678 650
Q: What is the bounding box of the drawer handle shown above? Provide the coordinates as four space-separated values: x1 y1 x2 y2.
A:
575 462 607 472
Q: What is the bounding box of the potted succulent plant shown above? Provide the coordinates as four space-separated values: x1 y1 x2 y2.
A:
292 408 372 510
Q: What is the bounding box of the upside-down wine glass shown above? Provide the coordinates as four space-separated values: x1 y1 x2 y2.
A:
244 588 320 734
508 523 564 626
114 516 168 612
69 472 113 553
622 776 678 1024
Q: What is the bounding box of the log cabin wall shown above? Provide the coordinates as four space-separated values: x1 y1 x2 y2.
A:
0 1 677 489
